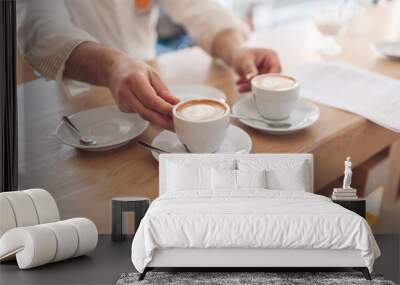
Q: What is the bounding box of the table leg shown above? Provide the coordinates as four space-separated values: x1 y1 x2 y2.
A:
112 201 124 242
134 202 149 235
384 140 400 206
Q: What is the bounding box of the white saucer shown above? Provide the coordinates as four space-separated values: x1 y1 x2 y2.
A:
232 95 320 134
373 41 400 59
150 125 252 161
169 84 226 102
56 106 149 151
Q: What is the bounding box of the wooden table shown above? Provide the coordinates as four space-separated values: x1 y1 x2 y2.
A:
17 2 400 233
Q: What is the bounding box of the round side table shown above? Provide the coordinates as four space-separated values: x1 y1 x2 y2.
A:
111 197 150 242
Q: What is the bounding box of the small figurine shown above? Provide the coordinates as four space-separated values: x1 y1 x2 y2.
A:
342 156 352 189
332 157 357 200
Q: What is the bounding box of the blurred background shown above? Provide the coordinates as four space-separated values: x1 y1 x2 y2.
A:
16 0 399 235
156 0 384 53
120 0 400 235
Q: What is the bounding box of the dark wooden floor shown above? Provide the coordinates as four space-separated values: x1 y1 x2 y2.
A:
0 235 398 285
0 236 133 285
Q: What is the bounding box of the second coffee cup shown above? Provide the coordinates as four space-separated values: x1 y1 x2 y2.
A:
251 73 300 121
173 98 230 153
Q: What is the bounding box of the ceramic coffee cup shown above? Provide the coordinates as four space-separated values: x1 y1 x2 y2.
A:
172 98 230 153
251 73 300 120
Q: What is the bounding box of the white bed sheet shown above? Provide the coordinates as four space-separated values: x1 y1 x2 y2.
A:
131 190 380 273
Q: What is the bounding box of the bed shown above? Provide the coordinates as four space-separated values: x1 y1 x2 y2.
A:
131 154 380 281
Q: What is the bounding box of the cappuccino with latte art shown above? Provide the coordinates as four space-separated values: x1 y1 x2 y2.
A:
175 99 227 122
251 74 300 121
252 75 297 91
173 98 230 153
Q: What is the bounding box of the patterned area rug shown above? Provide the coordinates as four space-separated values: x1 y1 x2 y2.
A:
116 272 395 285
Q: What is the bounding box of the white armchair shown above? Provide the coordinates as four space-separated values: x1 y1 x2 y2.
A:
0 189 97 269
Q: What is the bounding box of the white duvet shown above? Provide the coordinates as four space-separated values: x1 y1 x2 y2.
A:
131 190 380 273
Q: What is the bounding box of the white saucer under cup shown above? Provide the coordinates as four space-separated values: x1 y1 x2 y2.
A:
232 95 320 135
150 124 252 161
373 41 400 59
56 106 149 151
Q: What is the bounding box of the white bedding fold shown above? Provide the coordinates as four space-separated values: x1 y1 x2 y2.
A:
131 190 380 273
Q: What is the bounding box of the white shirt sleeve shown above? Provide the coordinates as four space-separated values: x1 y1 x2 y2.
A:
17 0 98 95
158 0 251 55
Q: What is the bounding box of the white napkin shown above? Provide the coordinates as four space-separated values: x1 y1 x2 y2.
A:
290 62 400 133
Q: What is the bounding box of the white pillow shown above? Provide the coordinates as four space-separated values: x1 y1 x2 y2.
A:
238 159 309 191
212 169 267 190
212 169 236 190
267 166 308 191
236 169 267 189
167 163 212 191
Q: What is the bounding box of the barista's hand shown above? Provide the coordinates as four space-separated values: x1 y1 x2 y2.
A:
232 47 281 93
64 42 178 129
108 56 179 130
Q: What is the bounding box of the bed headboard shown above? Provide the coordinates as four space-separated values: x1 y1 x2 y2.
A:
159 154 314 195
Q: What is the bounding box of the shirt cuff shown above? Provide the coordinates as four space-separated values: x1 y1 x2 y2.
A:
27 39 96 96
27 39 91 81
54 40 94 97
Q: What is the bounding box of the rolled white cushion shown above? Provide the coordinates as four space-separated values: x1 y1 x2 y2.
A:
64 218 98 257
0 218 98 269
0 226 57 269
42 221 78 262
1 192 39 227
0 196 17 237
24 189 60 223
